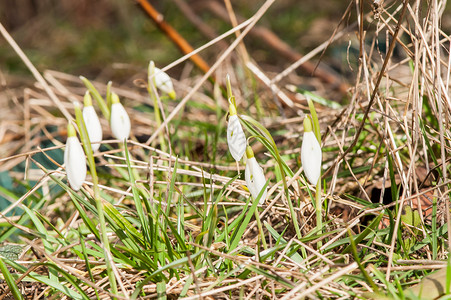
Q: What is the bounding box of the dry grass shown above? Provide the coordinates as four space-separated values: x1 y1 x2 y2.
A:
0 0 451 299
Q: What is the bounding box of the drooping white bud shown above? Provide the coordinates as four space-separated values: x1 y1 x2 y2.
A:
227 114 246 162
149 61 176 99
245 146 267 204
82 92 102 152
110 93 131 141
301 117 322 185
64 123 87 191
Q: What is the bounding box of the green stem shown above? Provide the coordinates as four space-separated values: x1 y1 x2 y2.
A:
74 104 118 297
254 210 267 250
315 178 322 249
80 76 110 121
348 228 379 292
283 174 302 240
148 63 167 152
239 115 302 240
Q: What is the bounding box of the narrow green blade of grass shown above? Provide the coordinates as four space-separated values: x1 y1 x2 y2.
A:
431 191 438 260
333 211 384 254
79 76 110 120
180 276 193 297
394 275 405 300
264 222 304 263
203 174 239 247
106 80 112 109
0 256 23 300
4 258 86 300
229 181 268 252
347 228 379 292
307 98 321 143
216 202 251 244
156 281 167 300
166 158 179 226
21 206 55 254
102 200 144 248
123 141 151 247
131 250 204 299
245 265 294 288
369 266 399 299
239 115 294 177
298 89 342 109
45 263 91 300
239 114 303 241
160 210 187 252
79 230 100 300
21 205 60 281
115 245 159 271
0 189 46 243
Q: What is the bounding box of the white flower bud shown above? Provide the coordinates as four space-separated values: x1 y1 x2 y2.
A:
110 93 130 141
64 123 87 191
245 146 267 204
149 61 176 99
154 67 176 99
301 119 322 185
227 115 246 161
83 92 102 152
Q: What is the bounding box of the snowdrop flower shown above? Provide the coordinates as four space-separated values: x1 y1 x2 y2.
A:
110 92 131 141
301 117 322 185
64 123 87 191
245 146 267 204
82 92 102 152
149 61 176 99
227 103 246 161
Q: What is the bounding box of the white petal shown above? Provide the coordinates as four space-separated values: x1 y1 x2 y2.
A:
227 115 246 161
64 136 87 191
110 102 131 140
245 157 267 204
83 106 103 152
301 131 322 185
155 67 175 96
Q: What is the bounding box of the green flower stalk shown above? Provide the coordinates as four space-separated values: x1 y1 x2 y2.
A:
79 76 110 121
74 101 118 296
148 61 167 150
64 122 87 191
82 91 103 152
303 100 323 248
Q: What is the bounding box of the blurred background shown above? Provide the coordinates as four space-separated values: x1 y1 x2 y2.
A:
1 0 355 81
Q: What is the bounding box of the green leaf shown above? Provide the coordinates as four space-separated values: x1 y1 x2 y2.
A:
301 89 342 109
264 222 304 263
4 259 86 300
0 256 23 300
339 211 384 254
79 76 110 121
131 250 204 299
124 141 151 247
245 265 294 288
307 98 321 143
229 180 268 252
157 281 167 300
